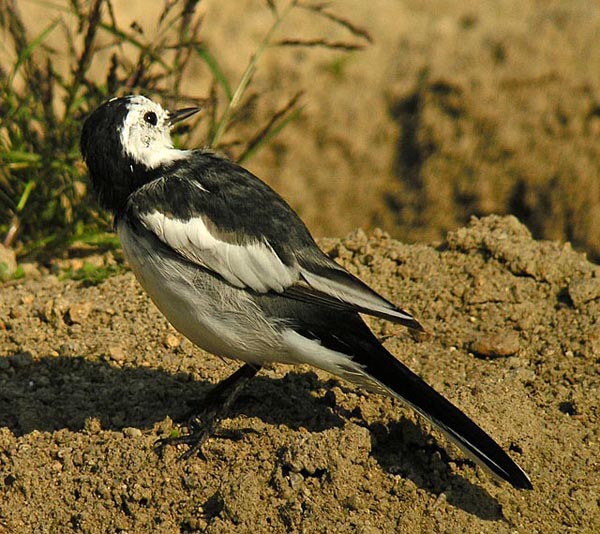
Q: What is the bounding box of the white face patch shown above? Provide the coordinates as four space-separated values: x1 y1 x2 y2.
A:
119 95 189 169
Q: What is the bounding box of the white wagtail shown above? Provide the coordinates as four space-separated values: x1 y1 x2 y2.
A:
80 95 532 490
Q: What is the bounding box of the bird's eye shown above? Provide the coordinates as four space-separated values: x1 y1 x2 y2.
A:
143 111 158 126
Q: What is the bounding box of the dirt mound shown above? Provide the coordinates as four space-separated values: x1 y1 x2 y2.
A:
0 216 598 532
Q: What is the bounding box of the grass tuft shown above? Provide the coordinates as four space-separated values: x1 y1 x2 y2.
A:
60 261 124 287
0 0 369 261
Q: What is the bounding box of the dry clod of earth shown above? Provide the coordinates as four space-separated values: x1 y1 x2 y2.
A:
0 215 598 533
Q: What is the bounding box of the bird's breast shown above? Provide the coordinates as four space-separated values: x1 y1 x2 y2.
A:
117 219 284 365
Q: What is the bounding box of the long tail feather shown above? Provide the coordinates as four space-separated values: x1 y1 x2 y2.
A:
296 313 533 490
341 343 532 489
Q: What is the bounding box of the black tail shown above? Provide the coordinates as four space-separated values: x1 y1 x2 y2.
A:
310 315 533 490
349 341 533 489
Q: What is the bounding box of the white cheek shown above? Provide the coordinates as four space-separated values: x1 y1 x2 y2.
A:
120 118 188 169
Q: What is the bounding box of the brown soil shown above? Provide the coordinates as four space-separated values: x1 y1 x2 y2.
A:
1 216 599 532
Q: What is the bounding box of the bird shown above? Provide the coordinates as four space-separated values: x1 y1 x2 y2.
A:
80 94 532 490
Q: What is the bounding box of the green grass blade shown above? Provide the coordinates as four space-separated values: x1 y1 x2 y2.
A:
194 44 232 101
70 230 120 247
238 106 303 164
8 19 60 88
1 151 43 163
16 180 36 212
98 23 172 71
210 0 297 147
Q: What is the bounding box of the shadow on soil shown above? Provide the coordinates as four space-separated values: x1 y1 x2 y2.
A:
1 355 502 518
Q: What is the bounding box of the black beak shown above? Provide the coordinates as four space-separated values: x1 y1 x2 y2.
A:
168 106 200 126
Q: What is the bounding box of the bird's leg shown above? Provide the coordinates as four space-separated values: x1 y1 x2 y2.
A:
155 363 261 460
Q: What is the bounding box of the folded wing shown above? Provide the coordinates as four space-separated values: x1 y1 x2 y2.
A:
128 160 422 330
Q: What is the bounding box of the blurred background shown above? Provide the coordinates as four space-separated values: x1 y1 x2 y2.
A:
2 0 600 262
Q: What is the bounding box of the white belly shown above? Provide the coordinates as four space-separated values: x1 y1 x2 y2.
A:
116 220 363 384
117 220 283 364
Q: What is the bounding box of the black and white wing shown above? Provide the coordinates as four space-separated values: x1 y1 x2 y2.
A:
125 152 422 330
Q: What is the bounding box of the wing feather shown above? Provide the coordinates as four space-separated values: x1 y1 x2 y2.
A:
297 262 422 329
127 160 421 329
140 210 298 293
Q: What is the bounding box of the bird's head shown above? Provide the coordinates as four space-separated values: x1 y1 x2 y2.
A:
80 95 199 213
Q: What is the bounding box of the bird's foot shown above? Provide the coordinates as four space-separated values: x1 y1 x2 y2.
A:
155 412 219 460
154 363 261 460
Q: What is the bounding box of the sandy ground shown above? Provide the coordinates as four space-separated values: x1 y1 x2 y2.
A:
2 0 600 532
0 215 599 532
